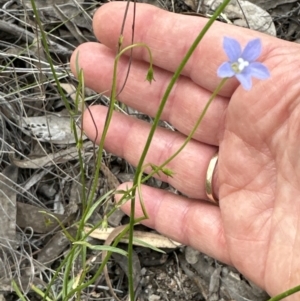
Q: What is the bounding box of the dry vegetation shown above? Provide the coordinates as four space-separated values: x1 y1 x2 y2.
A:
0 0 299 300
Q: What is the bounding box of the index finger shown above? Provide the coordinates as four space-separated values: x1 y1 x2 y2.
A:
93 2 276 94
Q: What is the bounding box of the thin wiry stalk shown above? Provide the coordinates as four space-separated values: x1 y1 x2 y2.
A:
28 1 99 300
127 2 231 299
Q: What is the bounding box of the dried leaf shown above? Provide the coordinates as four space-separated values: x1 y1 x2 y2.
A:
246 0 298 10
16 202 70 234
83 227 182 249
59 83 86 112
11 141 94 168
186 0 276 36
38 227 77 266
19 115 86 144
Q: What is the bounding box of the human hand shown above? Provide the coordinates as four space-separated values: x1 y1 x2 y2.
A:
70 3 300 298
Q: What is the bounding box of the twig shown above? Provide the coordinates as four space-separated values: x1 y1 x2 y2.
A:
0 20 72 56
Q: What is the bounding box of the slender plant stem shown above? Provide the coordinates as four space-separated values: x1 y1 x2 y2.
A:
127 0 231 299
268 285 300 301
141 78 227 189
86 43 153 213
65 217 145 299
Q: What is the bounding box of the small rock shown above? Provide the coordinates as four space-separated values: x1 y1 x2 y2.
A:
246 0 298 10
185 246 201 264
149 294 161 301
205 0 276 36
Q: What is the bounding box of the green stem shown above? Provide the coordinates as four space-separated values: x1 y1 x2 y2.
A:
86 43 153 212
65 217 145 299
133 73 224 218
116 78 227 231
268 285 300 301
143 78 227 182
127 0 231 299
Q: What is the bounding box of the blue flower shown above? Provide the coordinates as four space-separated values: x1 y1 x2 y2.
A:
217 37 270 90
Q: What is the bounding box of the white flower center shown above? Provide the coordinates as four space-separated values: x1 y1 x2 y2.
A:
231 58 249 73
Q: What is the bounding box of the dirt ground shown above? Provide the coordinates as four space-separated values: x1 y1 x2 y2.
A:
0 0 299 300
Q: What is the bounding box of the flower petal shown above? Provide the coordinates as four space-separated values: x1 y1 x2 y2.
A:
236 71 252 90
223 37 242 62
242 38 262 62
217 62 235 78
247 62 271 79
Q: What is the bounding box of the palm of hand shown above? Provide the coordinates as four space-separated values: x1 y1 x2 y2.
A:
221 61 300 295
71 3 300 298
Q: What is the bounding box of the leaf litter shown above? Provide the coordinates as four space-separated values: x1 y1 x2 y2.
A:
0 0 298 300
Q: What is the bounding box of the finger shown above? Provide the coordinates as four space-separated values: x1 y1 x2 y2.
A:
93 2 276 94
116 183 230 265
83 105 218 199
71 42 227 146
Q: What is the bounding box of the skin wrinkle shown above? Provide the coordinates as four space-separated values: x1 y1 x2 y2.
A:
152 129 179 170
272 186 299 237
149 188 166 235
267 179 299 290
167 76 187 125
268 217 296 290
175 197 192 246
286 108 300 180
233 106 277 149
137 9 175 65
288 104 300 134
246 202 272 235
162 15 203 76
214 214 227 250
276 113 300 188
189 40 222 89
271 107 300 174
243 163 274 194
224 188 272 220
186 201 227 260
226 121 274 160
228 237 268 281
114 58 142 99
139 9 166 63
156 66 181 122
166 198 196 247
246 189 274 212
120 114 138 160
151 130 193 191
222 130 273 189
266 89 300 144
278 156 300 195
226 239 267 271
217 102 227 142
224 202 271 276
226 226 269 244
166 76 227 145
178 155 202 196
287 212 300 288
